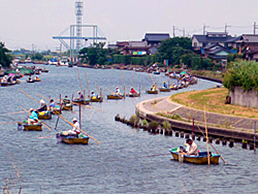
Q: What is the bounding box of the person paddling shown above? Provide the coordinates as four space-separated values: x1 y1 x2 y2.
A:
27 108 38 125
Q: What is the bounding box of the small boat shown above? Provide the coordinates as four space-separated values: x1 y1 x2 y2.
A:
159 88 171 92
56 132 89 145
169 147 220 165
170 85 179 90
106 94 124 100
72 99 90 105
33 78 41 82
26 79 35 83
51 106 62 115
38 111 52 120
62 104 73 111
126 93 141 97
1 80 20 86
18 122 43 131
89 96 104 102
153 70 160 75
41 69 49 73
146 90 158 94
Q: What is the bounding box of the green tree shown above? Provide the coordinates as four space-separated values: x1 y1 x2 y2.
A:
0 42 12 67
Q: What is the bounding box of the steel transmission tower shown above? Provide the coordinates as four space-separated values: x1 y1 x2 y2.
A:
75 0 83 51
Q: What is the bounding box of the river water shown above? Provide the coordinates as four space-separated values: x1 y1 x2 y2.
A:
1 65 258 194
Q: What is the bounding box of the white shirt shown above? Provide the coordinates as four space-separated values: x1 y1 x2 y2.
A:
72 121 80 132
187 142 198 155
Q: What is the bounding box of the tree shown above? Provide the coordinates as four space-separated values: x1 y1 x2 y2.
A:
0 42 12 67
157 37 192 66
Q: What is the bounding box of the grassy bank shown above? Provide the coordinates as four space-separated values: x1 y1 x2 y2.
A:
171 87 258 119
191 70 223 81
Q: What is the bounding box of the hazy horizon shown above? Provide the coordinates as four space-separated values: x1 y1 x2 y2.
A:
1 0 258 51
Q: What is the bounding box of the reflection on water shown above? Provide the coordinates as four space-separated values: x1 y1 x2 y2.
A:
1 65 258 193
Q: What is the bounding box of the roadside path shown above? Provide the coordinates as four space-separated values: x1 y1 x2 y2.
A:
136 96 257 133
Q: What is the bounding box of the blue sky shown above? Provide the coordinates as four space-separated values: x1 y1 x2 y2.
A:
0 0 257 51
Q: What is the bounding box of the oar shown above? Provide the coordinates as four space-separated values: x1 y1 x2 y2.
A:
54 96 63 130
57 114 102 145
148 73 157 89
196 124 227 164
0 122 17 125
19 106 52 131
132 71 135 89
85 73 91 98
20 89 39 103
37 135 55 139
8 154 22 193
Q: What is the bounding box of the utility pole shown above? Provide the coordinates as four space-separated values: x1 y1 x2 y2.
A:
254 22 258 35
183 28 185 37
203 24 209 35
225 23 231 33
173 26 176 37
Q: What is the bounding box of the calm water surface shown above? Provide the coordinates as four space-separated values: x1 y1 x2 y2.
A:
1 65 258 194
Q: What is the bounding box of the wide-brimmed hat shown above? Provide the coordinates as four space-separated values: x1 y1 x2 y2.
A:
29 108 34 112
72 118 77 122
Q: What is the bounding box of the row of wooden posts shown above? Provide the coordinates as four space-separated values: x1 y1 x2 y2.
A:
115 114 256 151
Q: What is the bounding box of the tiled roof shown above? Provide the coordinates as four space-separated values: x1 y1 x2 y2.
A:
238 34 258 43
193 33 233 43
143 33 170 42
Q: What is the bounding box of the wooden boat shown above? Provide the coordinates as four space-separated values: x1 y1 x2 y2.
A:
72 99 90 105
62 104 73 111
153 70 160 75
159 88 171 92
106 94 124 100
169 147 220 165
26 79 35 83
126 93 141 97
41 69 49 73
38 111 52 120
33 79 41 82
22 123 43 131
89 96 103 102
146 90 158 94
56 132 89 145
1 80 20 86
51 107 61 115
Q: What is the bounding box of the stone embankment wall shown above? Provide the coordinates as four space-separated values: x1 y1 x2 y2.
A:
230 86 258 108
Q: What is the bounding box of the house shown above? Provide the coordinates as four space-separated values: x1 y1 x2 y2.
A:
200 43 231 66
142 33 170 54
192 32 234 51
236 34 258 54
142 33 170 46
122 41 151 56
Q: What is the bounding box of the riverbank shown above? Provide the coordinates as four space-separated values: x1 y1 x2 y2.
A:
136 93 258 143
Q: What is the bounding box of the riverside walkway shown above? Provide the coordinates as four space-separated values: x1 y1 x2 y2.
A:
136 96 257 136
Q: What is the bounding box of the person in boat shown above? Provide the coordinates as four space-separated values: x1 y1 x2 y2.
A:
28 108 38 125
49 99 56 112
68 118 80 137
75 91 84 100
162 81 168 89
35 76 40 81
130 87 137 94
37 99 48 112
1 75 7 83
150 84 156 91
63 95 71 105
180 139 199 156
28 75 32 82
115 86 121 95
91 91 97 99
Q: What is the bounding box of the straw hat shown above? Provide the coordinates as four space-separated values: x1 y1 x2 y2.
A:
29 108 34 112
72 118 77 122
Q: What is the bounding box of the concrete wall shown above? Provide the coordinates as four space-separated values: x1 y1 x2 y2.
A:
230 86 258 108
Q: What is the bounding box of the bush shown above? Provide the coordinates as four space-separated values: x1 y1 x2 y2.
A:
142 119 148 126
162 120 171 130
148 121 159 130
172 114 181 120
129 114 137 125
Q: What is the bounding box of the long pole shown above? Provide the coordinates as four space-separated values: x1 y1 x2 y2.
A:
85 73 91 98
79 103 82 129
77 67 84 96
121 70 126 99
57 114 102 144
204 107 210 165
196 124 227 164
20 89 39 103
254 121 256 153
132 71 135 89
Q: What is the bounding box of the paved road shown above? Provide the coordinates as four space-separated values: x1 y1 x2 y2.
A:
137 96 257 133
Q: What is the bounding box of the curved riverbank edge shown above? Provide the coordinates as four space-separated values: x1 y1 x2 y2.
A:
136 96 257 143
193 74 223 84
